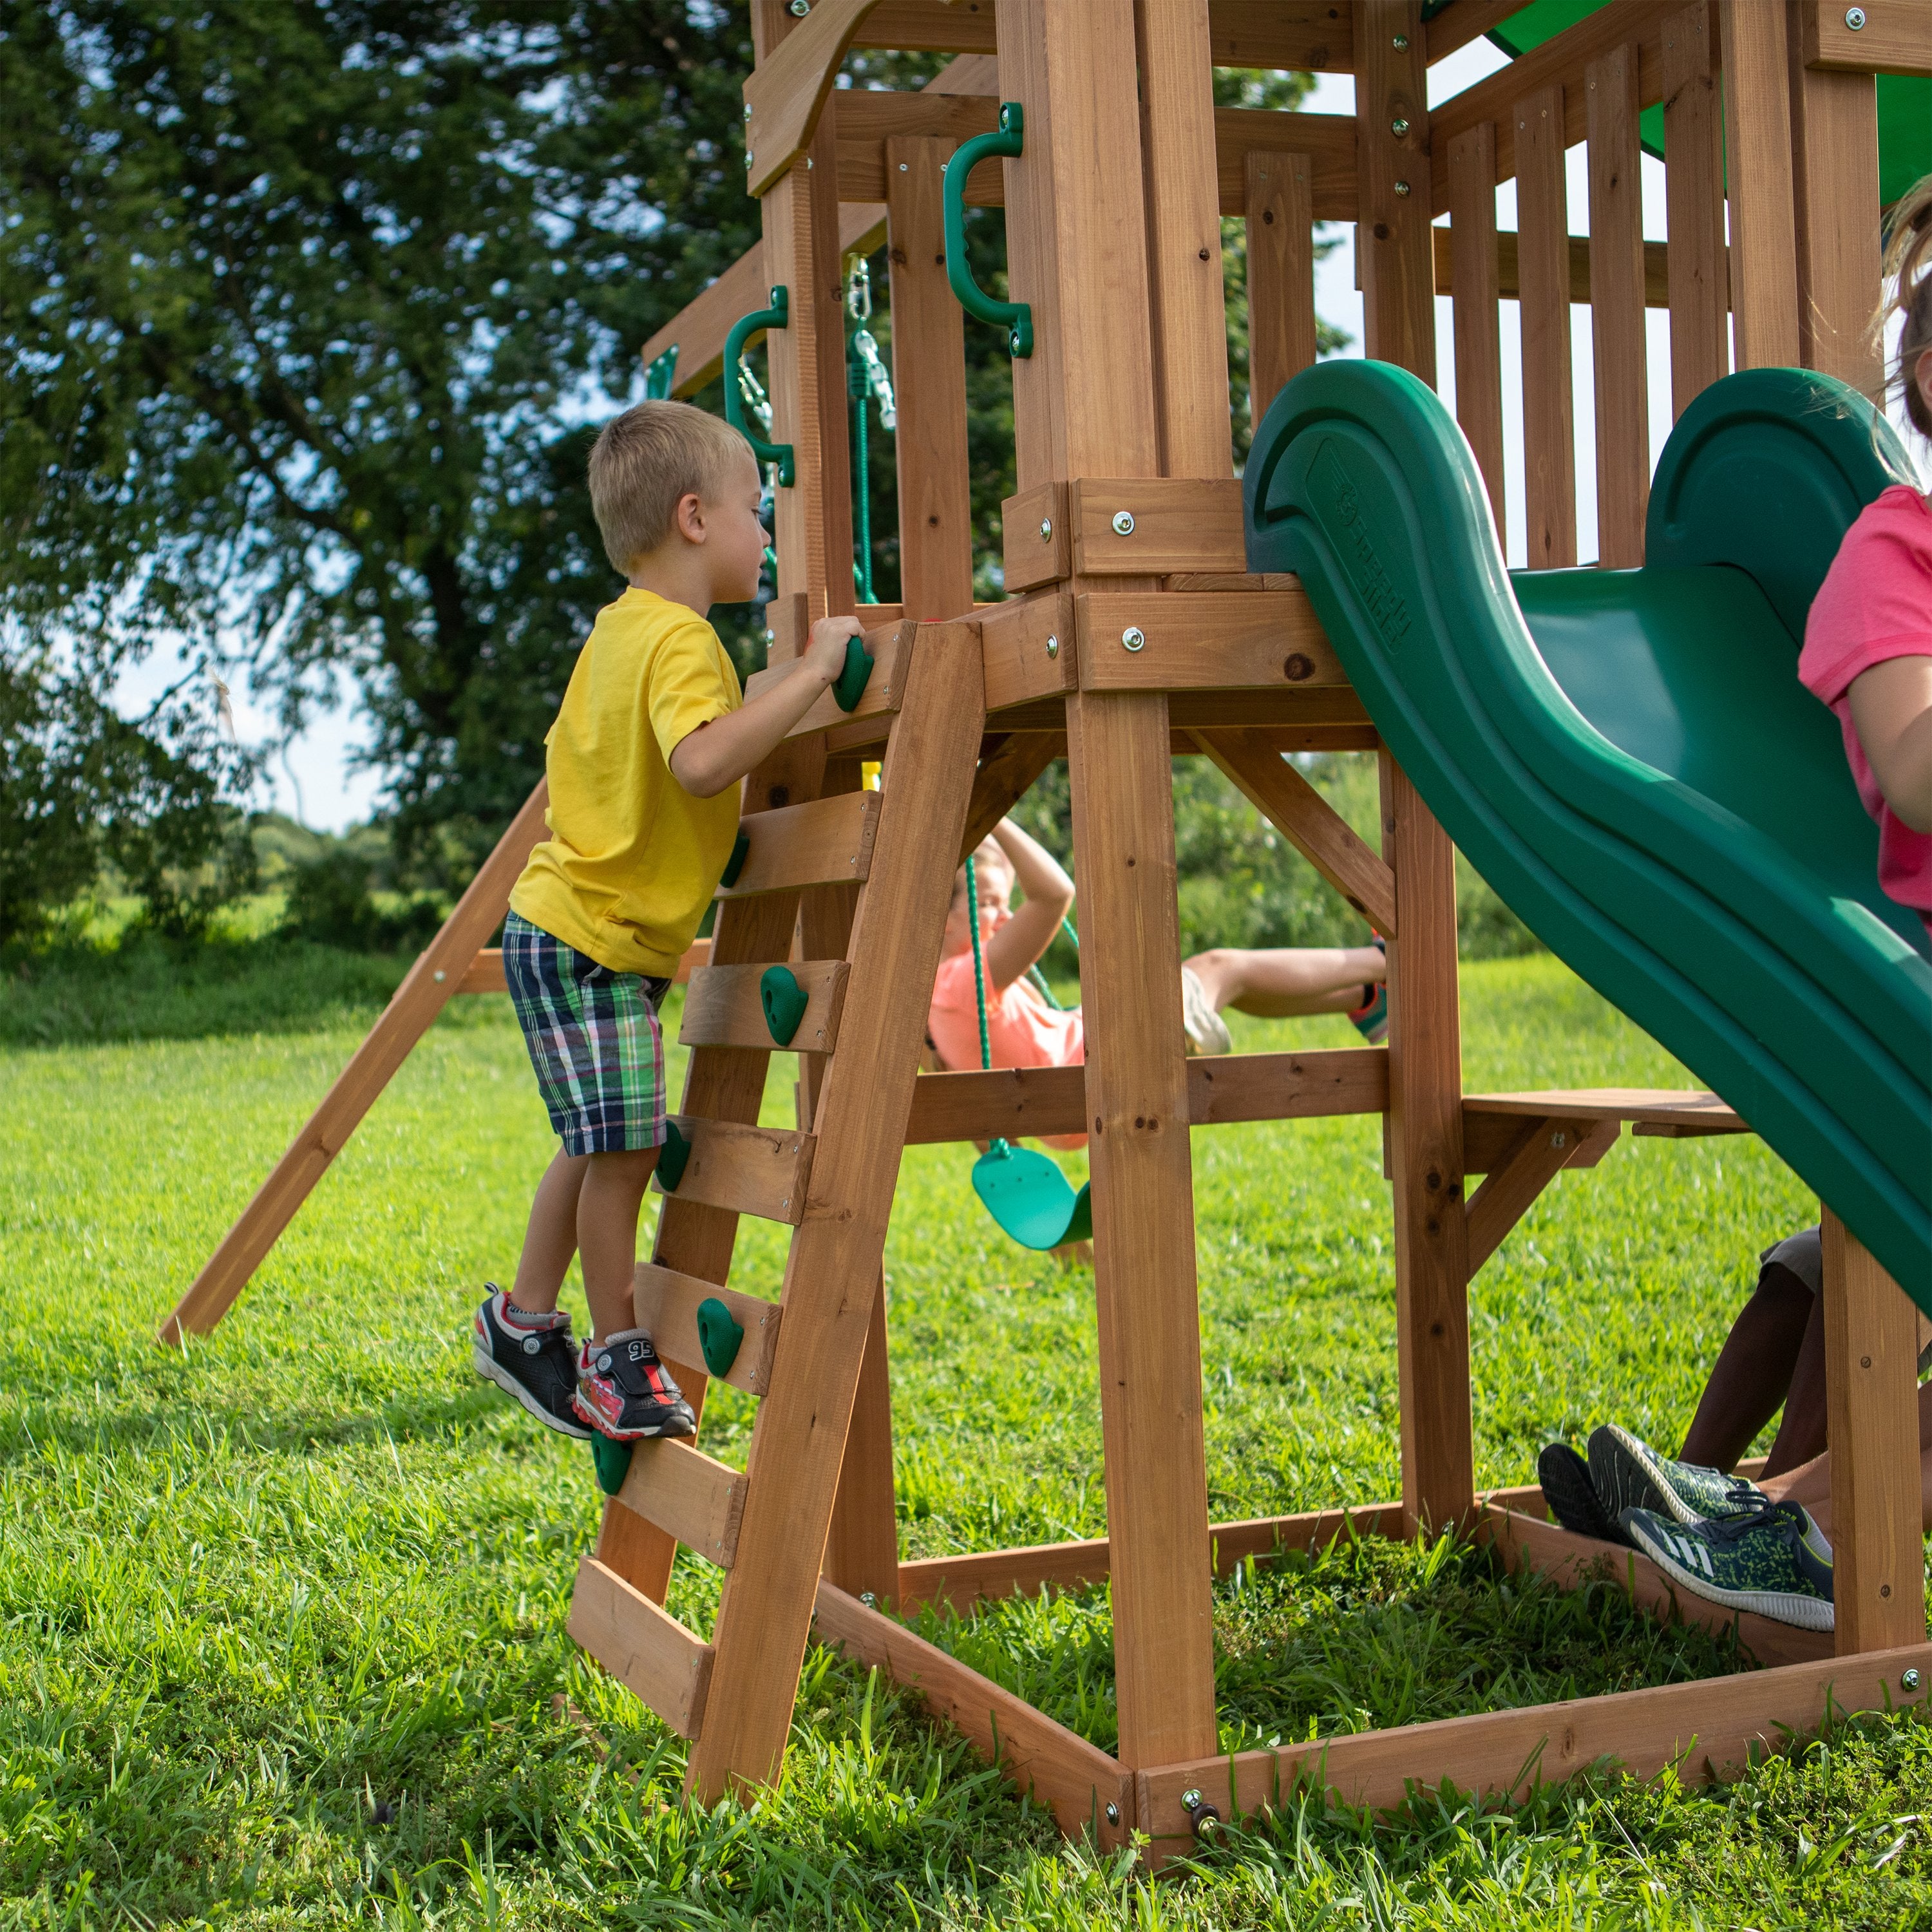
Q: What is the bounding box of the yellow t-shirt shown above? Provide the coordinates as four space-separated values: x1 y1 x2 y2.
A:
509 589 743 976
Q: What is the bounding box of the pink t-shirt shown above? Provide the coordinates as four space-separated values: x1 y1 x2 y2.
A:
1799 484 1932 938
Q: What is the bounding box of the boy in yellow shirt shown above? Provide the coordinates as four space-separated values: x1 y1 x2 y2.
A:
472 401 855 1443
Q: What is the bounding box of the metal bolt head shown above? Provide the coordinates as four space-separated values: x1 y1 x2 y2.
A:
1045 634 1059 659
1105 1802 1121 1824
1180 1788 1202 1810
1392 117 1410 139
859 1590 876 1607
1039 517 1053 542
1906 1667 1922 1690
1009 328 1023 354
743 103 753 121
1394 179 1412 198
1392 32 1410 49
1121 625 1146 652
744 151 753 168
1846 5 1866 25
433 969 446 983
789 0 811 13
1112 509 1135 535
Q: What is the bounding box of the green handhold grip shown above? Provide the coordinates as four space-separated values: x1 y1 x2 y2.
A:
695 1296 745 1379
720 828 750 889
590 1433 633 1497
759 965 810 1046
723 285 796 486
657 1120 691 1193
832 632 874 713
943 104 1032 358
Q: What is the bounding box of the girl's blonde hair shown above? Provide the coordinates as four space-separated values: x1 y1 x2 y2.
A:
1873 173 1932 440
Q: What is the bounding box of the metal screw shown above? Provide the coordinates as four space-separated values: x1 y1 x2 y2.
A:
1392 32 1409 49
790 0 811 12
1121 625 1146 652
433 969 446 983
744 151 753 168
1039 517 1053 541
1394 180 1412 198
1009 328 1023 354
1045 634 1059 658
1112 509 1135 535
1180 1789 1202 1810
743 104 753 121
1392 117 1410 138
1845 5 1866 25
1906 1668 1921 1690
1105 1801 1121 1824
898 161 908 171
1551 1130 1567 1148
859 1590 876 1607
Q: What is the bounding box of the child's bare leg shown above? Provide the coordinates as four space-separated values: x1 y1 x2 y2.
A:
1761 1290 1828 1476
576 1146 660 1343
1183 945 1386 1019
1759 1381 1932 1542
509 1148 589 1315
1676 1262 1815 1472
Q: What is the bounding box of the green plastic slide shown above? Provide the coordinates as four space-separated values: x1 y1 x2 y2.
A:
1245 363 1931 1307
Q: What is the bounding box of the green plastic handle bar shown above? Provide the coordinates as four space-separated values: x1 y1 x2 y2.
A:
723 285 796 486
943 104 1032 358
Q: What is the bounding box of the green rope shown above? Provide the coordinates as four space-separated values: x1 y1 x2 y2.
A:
965 854 992 1074
849 328 876 604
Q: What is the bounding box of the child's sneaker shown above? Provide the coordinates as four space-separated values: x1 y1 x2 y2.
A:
1349 936 1389 1043
1621 1495 1835 1630
473 1287 591 1439
1536 1441 1628 1544
1588 1423 1766 1527
1179 965 1233 1056
573 1327 697 1442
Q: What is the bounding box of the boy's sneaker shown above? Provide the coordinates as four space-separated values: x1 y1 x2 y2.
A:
473 1287 591 1439
1622 1496 1835 1631
1349 937 1390 1043
573 1327 697 1442
1179 966 1233 1056
1537 1441 1628 1544
1588 1423 1766 1527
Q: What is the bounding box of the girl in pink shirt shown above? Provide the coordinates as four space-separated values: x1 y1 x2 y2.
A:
1799 178 1932 942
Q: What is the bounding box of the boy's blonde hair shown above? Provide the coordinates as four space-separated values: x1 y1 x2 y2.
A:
587 401 752 573
1873 172 1932 440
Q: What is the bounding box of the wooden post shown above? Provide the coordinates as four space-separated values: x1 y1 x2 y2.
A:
1786 4 1884 392
1244 151 1318 429
1516 82 1577 569
1447 124 1505 534
998 0 1220 1772
1587 43 1649 568
1718 0 1801 370
1662 2 1728 419
1822 1209 1926 1657
1381 753 1472 1535
886 135 976 621
686 624 986 1801
1357 0 1435 383
157 781 553 1345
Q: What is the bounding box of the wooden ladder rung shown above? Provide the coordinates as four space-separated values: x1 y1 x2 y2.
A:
656 1117 813 1224
610 1435 749 1568
678 960 851 1054
743 618 916 743
635 1263 781 1396
718 792 880 898
567 1557 714 1738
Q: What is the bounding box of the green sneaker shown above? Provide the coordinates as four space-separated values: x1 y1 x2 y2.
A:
1588 1423 1766 1527
1622 1496 1834 1631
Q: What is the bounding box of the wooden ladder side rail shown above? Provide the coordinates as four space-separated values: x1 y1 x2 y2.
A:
156 781 553 1347
685 622 987 1801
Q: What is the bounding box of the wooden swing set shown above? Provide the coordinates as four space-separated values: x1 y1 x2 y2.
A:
165 0 1932 1870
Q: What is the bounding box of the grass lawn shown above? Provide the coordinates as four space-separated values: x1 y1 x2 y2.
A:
3 947 1931 1927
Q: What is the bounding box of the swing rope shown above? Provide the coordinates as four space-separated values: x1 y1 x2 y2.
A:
965 851 993 1075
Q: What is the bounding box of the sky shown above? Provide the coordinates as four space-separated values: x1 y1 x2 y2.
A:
113 34 1917 833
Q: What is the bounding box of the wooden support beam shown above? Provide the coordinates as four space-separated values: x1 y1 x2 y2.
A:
1662 3 1729 420
744 619 917 741
1719 0 1802 368
1381 753 1473 1537
1823 1209 1927 1656
1358 0 1435 383
1801 0 1932 73
157 782 552 1345
657 1117 814 1225
1244 150 1318 427
1517 81 1578 569
1075 589 1344 692
1448 124 1506 535
1588 42 1651 567
1429 226 1694 310
716 791 881 898
887 135 976 621
569 1558 714 1739
745 0 890 196
1068 478 1246 577
1465 1115 1611 1273
679 960 850 1054
958 732 1064 863
1190 729 1398 936
634 1264 782 1397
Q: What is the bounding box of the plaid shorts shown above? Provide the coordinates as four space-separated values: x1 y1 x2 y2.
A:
502 912 672 1155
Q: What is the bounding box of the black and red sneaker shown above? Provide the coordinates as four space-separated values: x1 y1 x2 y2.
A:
473 1287 592 1439
573 1327 697 1442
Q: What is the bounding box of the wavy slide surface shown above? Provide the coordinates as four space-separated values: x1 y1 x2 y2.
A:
1245 363 1931 1307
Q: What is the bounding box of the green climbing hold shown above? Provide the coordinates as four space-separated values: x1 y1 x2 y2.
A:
696 1296 746 1378
591 1433 633 1497
720 829 750 889
832 633 874 713
759 965 810 1046
657 1120 692 1192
